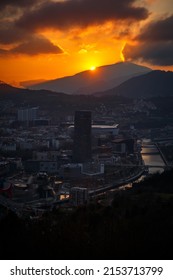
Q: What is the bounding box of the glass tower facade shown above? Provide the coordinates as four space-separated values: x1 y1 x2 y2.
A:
73 110 92 163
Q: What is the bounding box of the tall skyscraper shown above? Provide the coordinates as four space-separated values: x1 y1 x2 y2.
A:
73 110 92 163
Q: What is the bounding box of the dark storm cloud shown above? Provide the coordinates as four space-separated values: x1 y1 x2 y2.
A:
16 0 149 31
12 36 63 55
123 15 173 66
0 22 27 45
0 0 38 9
124 41 173 66
0 36 63 56
0 0 44 45
0 19 63 56
0 1 63 56
136 15 173 42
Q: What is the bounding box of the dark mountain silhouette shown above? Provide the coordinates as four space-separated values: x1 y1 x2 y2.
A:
1 69 173 102
1 78 173 125
0 81 69 108
0 80 24 94
0 80 130 115
95 70 173 98
0 80 65 98
29 62 151 94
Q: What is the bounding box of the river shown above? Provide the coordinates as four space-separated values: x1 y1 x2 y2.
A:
141 138 165 174
90 139 166 198
110 138 166 194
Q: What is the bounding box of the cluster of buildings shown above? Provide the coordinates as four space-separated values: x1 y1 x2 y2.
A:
17 107 49 126
0 109 140 213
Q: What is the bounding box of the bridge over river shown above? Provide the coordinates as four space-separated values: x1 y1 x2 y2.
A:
141 139 172 173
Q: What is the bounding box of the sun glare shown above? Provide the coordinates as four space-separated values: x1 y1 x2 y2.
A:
90 66 96 71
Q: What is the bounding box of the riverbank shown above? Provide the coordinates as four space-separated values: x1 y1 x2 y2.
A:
141 139 166 174
89 167 145 196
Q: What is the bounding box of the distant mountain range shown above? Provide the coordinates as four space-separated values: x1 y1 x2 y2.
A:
95 70 173 98
1 67 173 103
0 80 68 107
29 62 151 94
20 79 47 87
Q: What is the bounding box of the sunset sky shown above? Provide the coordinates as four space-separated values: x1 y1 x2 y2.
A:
0 0 173 86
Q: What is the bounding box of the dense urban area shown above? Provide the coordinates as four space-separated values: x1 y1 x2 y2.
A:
1 82 173 259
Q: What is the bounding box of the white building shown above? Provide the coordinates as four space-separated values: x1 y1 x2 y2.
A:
68 124 119 136
17 107 39 122
1 140 17 151
91 124 119 136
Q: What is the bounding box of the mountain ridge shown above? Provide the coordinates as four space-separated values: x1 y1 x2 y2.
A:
1 69 173 101
94 70 173 98
29 62 151 94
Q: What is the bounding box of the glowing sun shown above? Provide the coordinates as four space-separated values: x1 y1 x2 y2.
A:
90 66 96 71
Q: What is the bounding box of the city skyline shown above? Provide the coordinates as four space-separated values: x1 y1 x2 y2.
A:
0 0 173 86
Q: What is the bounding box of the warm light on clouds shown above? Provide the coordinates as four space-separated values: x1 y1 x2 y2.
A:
0 0 173 86
78 49 88 54
120 42 126 62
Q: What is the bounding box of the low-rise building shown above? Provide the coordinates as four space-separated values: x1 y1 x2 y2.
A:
59 163 82 179
68 124 119 137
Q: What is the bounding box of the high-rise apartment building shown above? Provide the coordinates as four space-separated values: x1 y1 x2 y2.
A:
73 110 92 163
17 107 38 122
